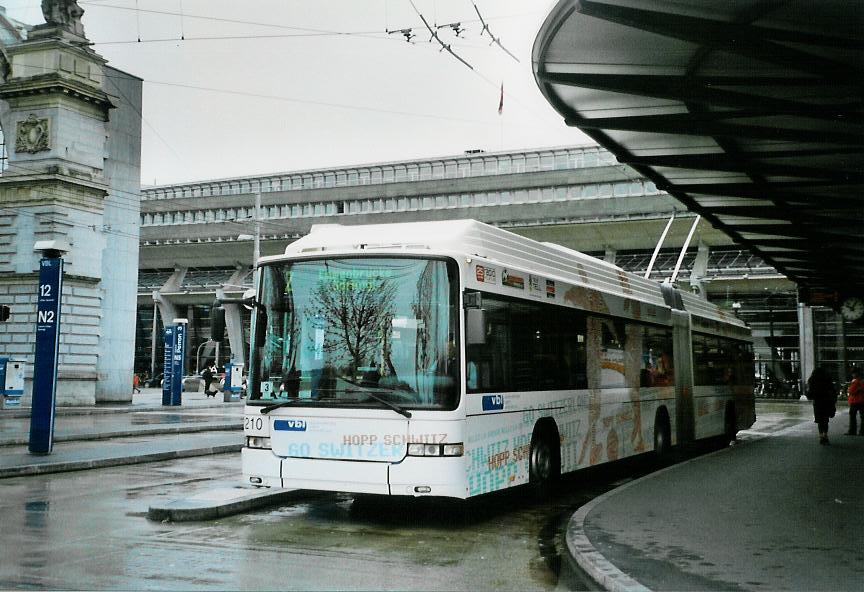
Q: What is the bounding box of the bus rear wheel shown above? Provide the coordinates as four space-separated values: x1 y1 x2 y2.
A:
530 427 560 495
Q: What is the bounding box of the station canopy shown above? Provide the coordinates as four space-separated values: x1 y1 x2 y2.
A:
533 0 864 303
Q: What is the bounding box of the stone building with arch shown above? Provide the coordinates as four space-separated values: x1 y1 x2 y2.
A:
0 2 142 405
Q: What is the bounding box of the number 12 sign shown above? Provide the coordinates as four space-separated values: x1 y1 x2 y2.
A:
29 257 64 454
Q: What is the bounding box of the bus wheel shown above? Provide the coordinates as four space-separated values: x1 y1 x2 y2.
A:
530 426 560 495
724 403 738 445
653 408 671 463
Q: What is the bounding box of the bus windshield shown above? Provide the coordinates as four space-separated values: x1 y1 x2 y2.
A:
250 256 460 411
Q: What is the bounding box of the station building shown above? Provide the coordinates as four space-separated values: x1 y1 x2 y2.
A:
137 145 864 394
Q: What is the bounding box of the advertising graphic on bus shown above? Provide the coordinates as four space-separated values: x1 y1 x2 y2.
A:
230 220 754 499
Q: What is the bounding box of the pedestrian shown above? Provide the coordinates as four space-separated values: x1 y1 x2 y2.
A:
806 366 836 445
132 373 141 394
846 368 864 435
202 364 215 398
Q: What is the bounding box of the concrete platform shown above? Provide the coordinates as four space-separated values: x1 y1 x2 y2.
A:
568 403 863 591
147 486 313 522
0 431 243 478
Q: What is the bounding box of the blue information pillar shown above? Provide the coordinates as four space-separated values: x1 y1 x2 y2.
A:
28 257 64 454
161 325 175 406
162 319 187 406
170 320 187 406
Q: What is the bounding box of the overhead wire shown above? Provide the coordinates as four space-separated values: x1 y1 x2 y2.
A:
0 2 589 207
78 1 392 41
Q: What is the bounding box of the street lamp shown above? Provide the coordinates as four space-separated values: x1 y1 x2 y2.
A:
235 192 262 266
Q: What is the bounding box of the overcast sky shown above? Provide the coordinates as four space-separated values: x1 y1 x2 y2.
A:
4 0 591 185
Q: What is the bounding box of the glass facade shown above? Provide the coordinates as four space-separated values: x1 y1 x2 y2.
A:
140 180 660 229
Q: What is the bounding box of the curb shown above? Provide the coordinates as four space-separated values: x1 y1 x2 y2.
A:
0 423 241 447
566 476 654 592
0 402 244 419
564 421 807 592
565 422 806 592
566 446 737 592
0 443 242 478
147 487 314 522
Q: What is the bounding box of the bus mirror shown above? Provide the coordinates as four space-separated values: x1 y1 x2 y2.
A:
466 308 486 345
255 308 268 348
210 304 226 343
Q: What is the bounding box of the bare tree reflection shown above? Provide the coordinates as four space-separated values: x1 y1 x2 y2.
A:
307 275 397 373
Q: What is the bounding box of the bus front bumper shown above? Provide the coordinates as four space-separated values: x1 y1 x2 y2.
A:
242 447 468 498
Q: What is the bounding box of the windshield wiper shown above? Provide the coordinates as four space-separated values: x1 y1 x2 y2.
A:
348 388 412 419
260 398 305 414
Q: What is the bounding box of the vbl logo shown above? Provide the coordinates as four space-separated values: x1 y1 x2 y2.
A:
274 419 307 431
482 394 504 411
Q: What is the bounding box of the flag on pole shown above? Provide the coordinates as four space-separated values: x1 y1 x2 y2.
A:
498 83 504 115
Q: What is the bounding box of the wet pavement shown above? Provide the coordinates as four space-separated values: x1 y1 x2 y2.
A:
0 393 853 591
0 454 601 591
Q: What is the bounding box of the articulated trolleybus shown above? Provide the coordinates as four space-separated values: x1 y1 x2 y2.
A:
239 220 754 499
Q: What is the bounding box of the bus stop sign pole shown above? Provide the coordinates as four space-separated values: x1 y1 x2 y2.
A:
162 319 187 406
28 256 64 455
170 319 187 406
161 325 174 406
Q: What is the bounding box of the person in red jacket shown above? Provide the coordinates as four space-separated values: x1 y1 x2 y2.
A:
846 368 864 435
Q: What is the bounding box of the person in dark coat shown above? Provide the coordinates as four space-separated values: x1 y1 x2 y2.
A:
202 364 215 398
806 366 836 445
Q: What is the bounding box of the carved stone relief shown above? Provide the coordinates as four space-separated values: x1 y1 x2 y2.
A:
16 114 51 154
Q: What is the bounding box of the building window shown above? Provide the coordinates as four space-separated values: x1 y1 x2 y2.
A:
554 152 568 170
513 155 525 173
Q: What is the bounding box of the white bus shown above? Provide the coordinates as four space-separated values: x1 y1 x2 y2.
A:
236 220 754 499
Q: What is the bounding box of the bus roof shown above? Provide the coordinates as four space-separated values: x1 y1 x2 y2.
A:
275 219 747 332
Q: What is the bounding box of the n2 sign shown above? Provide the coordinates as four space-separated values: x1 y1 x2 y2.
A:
29 258 64 454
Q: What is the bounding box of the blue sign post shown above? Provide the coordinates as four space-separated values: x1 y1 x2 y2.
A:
28 257 64 455
161 325 174 406
170 320 187 406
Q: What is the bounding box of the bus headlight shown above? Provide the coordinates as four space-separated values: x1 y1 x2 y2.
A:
246 436 271 449
407 443 463 457
442 444 464 457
